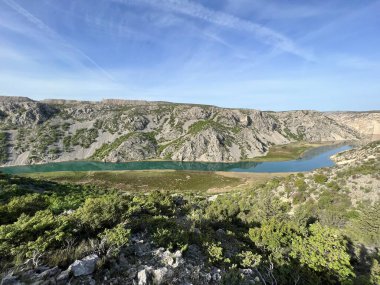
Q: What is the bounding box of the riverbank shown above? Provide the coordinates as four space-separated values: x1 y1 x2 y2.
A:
19 170 291 194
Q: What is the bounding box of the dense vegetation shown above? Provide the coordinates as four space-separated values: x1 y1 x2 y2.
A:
0 132 8 163
1 154 379 285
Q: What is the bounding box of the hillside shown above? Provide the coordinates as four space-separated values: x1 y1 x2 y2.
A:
0 96 373 166
0 141 379 285
327 112 380 141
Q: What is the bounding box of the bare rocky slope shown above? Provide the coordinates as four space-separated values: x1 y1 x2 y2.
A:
327 111 380 141
0 96 377 166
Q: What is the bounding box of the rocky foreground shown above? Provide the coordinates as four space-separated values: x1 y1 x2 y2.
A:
0 96 379 165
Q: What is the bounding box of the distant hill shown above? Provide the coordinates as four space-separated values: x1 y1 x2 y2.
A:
0 95 378 166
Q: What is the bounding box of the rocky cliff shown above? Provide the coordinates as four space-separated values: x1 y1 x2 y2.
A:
327 112 380 141
0 96 376 165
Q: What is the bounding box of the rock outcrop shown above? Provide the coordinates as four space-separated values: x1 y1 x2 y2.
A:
327 111 380 141
0 97 58 127
69 254 99 277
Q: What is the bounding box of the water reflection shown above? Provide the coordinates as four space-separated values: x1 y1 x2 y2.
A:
1 144 352 174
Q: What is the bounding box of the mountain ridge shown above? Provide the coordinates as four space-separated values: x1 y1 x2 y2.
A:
0 96 378 166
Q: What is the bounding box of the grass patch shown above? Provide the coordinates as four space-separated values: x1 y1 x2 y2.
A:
21 170 244 193
21 170 291 194
188 120 229 134
251 142 328 162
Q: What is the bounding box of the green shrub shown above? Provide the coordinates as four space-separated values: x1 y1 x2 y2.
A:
290 223 354 282
221 268 244 285
91 132 136 160
205 195 240 223
238 250 262 268
370 259 380 285
99 223 131 249
327 181 340 191
205 242 228 265
0 132 8 163
292 192 307 204
1 194 48 224
346 203 380 247
249 219 300 254
75 195 129 232
152 222 189 251
71 128 98 148
295 178 307 192
313 174 328 184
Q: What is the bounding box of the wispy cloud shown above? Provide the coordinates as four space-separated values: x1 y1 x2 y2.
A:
226 0 332 20
336 55 380 70
114 0 315 61
1 0 115 81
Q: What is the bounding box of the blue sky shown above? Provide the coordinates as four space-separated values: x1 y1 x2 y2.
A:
0 0 379 110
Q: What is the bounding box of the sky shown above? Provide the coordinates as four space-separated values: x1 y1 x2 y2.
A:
0 0 379 111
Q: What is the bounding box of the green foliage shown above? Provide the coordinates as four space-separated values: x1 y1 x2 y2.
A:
63 136 72 151
294 178 307 191
188 120 230 137
91 131 157 160
62 122 71 131
314 174 328 184
336 160 380 178
283 127 305 141
99 223 131 249
152 224 189 251
221 268 244 285
157 137 185 157
292 191 308 204
0 141 378 285
91 132 136 159
0 132 9 163
0 210 71 261
249 219 300 260
0 193 48 224
238 188 290 224
206 195 240 223
34 124 63 155
75 195 129 232
346 203 380 247
205 241 229 265
238 250 262 268
327 181 341 191
290 223 355 282
370 259 380 285
71 128 98 148
316 190 353 227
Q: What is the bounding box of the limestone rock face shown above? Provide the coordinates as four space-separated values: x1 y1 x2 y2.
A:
0 95 375 165
327 112 380 140
106 133 158 162
0 98 57 127
68 254 99 277
332 140 380 165
137 267 153 285
169 128 235 162
273 110 359 142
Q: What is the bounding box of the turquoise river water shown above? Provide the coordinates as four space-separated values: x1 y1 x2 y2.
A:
0 144 352 174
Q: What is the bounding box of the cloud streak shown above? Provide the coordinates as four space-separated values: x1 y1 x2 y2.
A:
114 0 314 61
1 0 115 81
